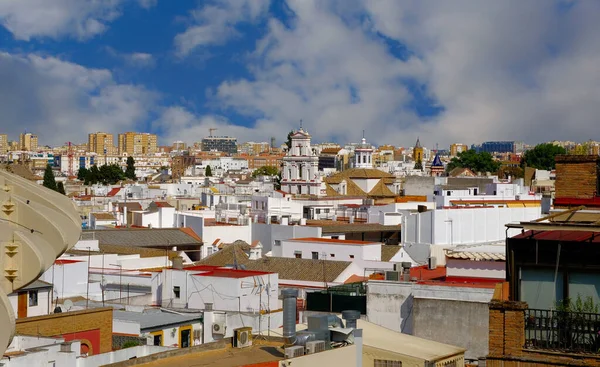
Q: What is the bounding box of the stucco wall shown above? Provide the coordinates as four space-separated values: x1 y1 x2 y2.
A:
366 281 414 334
412 298 490 361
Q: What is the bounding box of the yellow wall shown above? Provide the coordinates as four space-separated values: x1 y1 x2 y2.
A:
362 345 424 367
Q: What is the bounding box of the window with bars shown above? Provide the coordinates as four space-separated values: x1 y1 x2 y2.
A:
374 360 402 367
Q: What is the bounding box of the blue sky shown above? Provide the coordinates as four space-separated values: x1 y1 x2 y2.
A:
1 0 599 148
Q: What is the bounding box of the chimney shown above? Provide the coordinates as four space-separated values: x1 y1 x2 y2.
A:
203 303 214 344
172 256 183 270
60 342 72 353
282 288 298 346
342 310 360 329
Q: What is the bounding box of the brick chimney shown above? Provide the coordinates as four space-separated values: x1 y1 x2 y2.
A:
554 155 600 206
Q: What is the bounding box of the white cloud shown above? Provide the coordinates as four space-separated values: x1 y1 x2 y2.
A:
0 52 157 145
0 0 153 41
126 52 155 68
152 106 270 145
138 0 157 9
201 0 600 147
174 0 271 56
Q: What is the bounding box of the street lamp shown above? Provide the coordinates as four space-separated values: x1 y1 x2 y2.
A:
109 264 122 303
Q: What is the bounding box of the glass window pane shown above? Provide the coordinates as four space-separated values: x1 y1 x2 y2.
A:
520 268 564 310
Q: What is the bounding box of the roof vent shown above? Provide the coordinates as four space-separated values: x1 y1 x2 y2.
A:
60 342 72 353
342 310 360 329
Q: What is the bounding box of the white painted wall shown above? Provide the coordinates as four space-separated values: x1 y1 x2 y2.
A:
277 239 382 262
402 206 541 247
7 288 51 318
113 319 141 335
77 345 173 367
154 269 279 313
445 258 505 279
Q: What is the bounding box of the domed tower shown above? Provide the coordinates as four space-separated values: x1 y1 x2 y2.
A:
354 134 373 169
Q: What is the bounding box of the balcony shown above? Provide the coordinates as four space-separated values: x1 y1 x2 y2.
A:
525 308 600 354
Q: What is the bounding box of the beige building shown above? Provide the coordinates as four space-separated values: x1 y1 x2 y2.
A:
88 132 115 155
450 143 468 157
0 134 8 154
118 132 158 155
19 133 38 152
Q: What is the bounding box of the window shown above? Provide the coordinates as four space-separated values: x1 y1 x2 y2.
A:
316 209 321 214
173 286 181 299
274 240 281 247
28 290 38 307
153 334 162 346
312 252 319 260
349 255 355 259
330 254 335 258
294 251 302 259
447 191 451 196
374 360 402 367
332 236 339 239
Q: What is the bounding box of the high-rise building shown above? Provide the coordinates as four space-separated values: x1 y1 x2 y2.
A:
0 135 8 154
201 136 238 154
450 143 468 157
239 142 270 155
19 133 38 152
172 141 187 151
88 132 115 155
475 141 516 154
118 132 158 155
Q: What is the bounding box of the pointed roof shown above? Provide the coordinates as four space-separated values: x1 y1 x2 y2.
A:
367 179 396 197
432 153 443 167
415 137 422 148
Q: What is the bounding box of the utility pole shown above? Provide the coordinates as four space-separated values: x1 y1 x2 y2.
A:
86 247 91 309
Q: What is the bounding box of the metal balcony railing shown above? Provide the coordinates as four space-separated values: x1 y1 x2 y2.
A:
525 308 600 354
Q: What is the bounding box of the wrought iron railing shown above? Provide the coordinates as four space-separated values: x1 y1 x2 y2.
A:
525 308 600 354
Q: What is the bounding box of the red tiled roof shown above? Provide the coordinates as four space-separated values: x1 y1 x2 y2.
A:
512 230 600 242
55 259 83 265
251 240 261 248
212 238 221 246
409 265 446 281
193 268 272 279
286 237 378 245
107 188 121 197
154 201 173 208
179 227 202 242
344 274 367 284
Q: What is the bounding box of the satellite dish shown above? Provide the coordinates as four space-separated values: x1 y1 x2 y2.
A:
63 300 73 311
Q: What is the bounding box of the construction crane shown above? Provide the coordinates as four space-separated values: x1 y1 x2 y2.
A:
209 128 218 137
65 142 74 179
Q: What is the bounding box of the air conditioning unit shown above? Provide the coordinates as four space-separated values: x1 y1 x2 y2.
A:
233 327 252 348
428 256 437 270
305 340 326 354
212 322 226 335
285 346 305 359
385 271 400 281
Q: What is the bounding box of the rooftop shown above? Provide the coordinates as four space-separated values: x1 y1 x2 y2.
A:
113 309 201 330
305 220 401 234
85 228 202 247
285 237 379 245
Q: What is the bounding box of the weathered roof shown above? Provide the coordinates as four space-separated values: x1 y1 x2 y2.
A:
10 280 53 293
381 245 402 262
368 179 396 197
325 168 394 182
86 228 202 247
305 220 401 234
445 251 506 261
245 257 352 283
91 212 116 221
115 202 143 212
113 310 201 330
196 244 351 283
448 167 476 177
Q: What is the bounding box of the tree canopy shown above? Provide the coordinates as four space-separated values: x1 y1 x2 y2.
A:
413 159 423 170
205 165 212 177
125 156 136 180
520 143 567 170
43 164 57 191
78 164 125 185
57 182 66 195
285 131 293 150
446 149 501 174
252 166 280 178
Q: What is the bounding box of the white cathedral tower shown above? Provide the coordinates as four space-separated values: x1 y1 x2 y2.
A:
354 134 373 169
281 127 320 195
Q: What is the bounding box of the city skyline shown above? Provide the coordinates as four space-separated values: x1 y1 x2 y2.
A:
1 1 599 147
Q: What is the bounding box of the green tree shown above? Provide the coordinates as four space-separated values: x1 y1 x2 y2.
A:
121 341 139 349
446 149 501 174
57 181 66 195
285 130 294 150
205 165 212 177
498 166 524 180
274 172 282 190
99 164 125 185
252 166 280 178
520 143 567 170
77 167 89 182
125 156 136 180
414 159 423 170
86 165 101 185
43 164 57 191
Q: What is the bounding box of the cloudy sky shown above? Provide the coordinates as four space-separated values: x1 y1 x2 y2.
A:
1 0 598 149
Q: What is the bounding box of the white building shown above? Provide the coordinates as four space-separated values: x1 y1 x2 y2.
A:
7 280 52 319
151 267 279 313
434 180 541 208
353 136 374 169
281 128 320 195
250 193 304 223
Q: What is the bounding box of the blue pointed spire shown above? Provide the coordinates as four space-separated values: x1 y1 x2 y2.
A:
432 153 443 167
